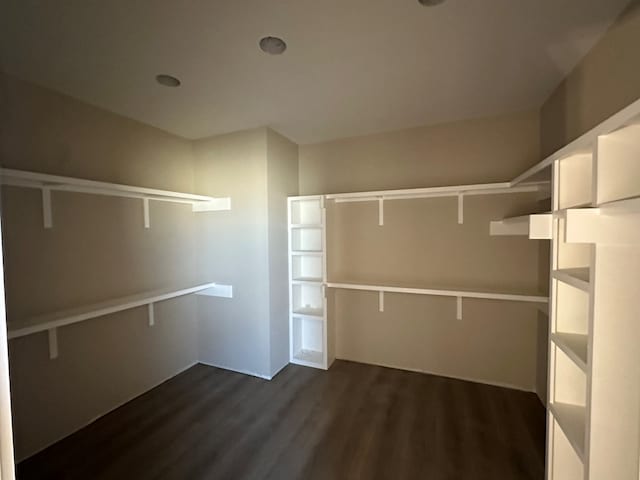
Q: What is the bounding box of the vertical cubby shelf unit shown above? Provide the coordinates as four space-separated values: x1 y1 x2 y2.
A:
288 196 331 369
542 98 640 480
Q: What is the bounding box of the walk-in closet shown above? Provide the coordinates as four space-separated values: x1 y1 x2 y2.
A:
0 1 639 479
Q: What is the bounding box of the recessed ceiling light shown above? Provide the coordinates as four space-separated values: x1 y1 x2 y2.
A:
156 74 181 87
418 0 446 6
259 36 287 55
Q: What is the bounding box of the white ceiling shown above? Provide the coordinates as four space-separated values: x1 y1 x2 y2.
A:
0 0 632 144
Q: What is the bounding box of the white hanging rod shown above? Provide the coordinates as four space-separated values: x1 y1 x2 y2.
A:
7 282 227 341
325 181 548 203
326 282 548 303
0 168 230 207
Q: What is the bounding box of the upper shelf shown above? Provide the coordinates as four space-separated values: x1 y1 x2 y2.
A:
326 281 548 303
511 96 640 186
324 180 549 203
0 168 231 228
0 168 231 209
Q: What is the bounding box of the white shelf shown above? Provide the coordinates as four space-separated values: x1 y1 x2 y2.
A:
291 251 323 256
291 349 323 367
324 181 548 203
563 197 640 245
7 283 217 339
0 168 231 229
292 307 324 318
550 402 586 461
490 213 552 239
553 268 590 292
552 333 588 372
290 224 322 229
292 276 323 283
292 279 323 285
326 281 548 304
0 168 228 207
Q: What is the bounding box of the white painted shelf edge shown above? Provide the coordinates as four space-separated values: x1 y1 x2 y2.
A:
326 282 548 303
0 168 231 210
549 402 586 462
551 333 588 373
324 180 549 202
562 197 640 245
552 268 590 292
8 282 223 339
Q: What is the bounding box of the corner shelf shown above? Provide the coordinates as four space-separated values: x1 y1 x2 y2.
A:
0 168 231 229
552 268 590 292
549 402 586 461
551 333 588 372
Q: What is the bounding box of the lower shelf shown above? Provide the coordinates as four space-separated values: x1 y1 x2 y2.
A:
291 349 323 368
551 333 588 372
550 402 586 461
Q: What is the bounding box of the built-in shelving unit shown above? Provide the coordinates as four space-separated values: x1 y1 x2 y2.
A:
288 196 332 370
7 282 232 360
539 97 640 480
0 168 231 229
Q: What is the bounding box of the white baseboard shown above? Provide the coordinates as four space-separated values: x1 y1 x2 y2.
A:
197 360 272 380
336 357 536 393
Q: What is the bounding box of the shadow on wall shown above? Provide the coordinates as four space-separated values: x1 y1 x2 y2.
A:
541 1 640 157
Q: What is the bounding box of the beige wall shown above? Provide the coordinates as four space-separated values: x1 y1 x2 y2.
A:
541 1 640 157
266 130 299 377
0 73 199 459
193 127 296 379
301 110 548 391
193 128 271 377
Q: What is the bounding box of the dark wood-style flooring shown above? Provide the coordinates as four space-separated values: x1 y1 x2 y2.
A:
18 361 546 480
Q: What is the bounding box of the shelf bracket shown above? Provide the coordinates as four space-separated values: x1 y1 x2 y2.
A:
42 187 53 229
456 296 463 320
148 303 155 326
457 193 464 225
379 291 384 312
143 198 150 229
48 328 58 359
378 197 384 226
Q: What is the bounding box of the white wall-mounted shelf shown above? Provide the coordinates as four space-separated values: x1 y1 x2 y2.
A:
0 168 231 229
490 213 552 239
551 333 588 373
326 281 547 320
562 197 640 245
7 282 232 359
552 268 590 292
324 181 549 225
550 402 586 461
